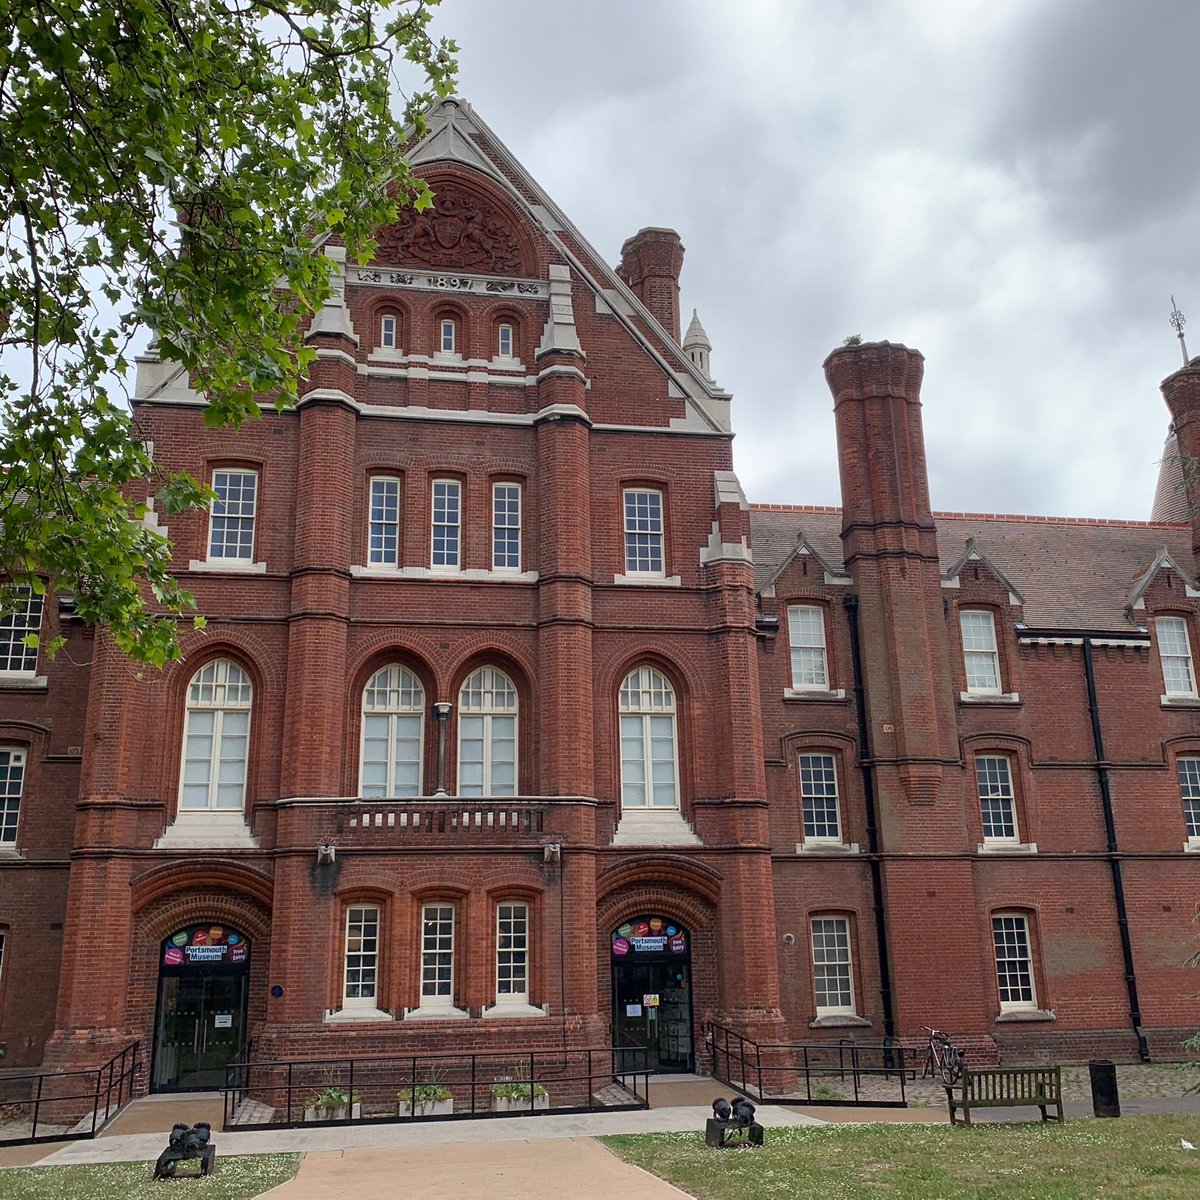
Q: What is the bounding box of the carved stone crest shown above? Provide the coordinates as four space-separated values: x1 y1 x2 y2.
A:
378 185 524 274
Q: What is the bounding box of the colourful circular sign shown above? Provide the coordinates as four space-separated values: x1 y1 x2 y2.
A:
611 937 630 956
163 947 183 966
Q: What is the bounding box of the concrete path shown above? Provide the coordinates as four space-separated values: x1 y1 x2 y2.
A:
265 1140 693 1200
32 1102 824 1167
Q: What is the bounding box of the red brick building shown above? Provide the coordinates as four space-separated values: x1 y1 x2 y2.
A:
2 99 1199 1088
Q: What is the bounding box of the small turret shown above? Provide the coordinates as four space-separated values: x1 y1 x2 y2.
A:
683 309 712 378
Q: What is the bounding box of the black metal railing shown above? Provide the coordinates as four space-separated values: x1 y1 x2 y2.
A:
0 1041 139 1145
706 1023 916 1107
223 1046 651 1129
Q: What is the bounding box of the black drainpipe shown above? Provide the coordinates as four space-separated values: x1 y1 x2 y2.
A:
843 595 896 1047
1081 637 1150 1062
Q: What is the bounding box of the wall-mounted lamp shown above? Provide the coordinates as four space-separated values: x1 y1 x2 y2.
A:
316 843 336 865
543 843 562 864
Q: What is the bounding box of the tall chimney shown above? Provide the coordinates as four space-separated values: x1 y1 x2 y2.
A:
1160 361 1200 566
617 227 684 342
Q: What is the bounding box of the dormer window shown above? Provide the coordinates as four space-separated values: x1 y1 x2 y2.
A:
1157 616 1197 698
439 319 457 355
497 323 514 359
380 314 398 350
960 610 1001 694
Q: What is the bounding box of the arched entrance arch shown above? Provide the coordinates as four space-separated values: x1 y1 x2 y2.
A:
610 915 694 1072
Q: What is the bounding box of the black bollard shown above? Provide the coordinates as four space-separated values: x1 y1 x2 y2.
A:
1088 1059 1120 1118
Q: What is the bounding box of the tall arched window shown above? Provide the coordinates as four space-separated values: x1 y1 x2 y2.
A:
619 666 678 809
180 659 252 811
458 667 517 797
360 665 425 798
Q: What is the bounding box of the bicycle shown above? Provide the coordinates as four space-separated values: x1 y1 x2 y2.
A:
921 1026 965 1085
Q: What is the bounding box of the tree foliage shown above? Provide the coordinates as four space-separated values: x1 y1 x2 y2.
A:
0 0 456 664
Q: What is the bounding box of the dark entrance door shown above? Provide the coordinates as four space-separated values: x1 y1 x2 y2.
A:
611 916 693 1072
152 925 250 1092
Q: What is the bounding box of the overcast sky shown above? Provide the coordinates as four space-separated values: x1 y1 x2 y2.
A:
423 0 1200 520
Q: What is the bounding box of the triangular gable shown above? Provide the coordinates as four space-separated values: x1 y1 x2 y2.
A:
1126 544 1200 611
403 99 731 433
942 537 1025 605
761 535 851 595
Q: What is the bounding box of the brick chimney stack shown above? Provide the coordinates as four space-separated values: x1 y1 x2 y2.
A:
617 227 684 342
1160 361 1200 567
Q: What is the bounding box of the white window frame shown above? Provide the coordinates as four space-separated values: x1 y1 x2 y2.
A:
798 752 842 843
420 903 455 1004
342 905 380 1009
960 609 1001 695
368 476 401 567
0 928 6 986
1158 616 1198 698
787 605 829 690
0 587 43 676
439 318 457 355
208 469 258 562
976 755 1019 844
495 902 529 1005
431 479 462 569
497 322 514 359
992 912 1037 1011
380 314 398 350
623 489 665 576
492 483 521 572
1178 757 1200 845
359 665 425 798
178 659 252 812
618 666 680 810
457 667 518 798
810 915 856 1016
0 748 26 845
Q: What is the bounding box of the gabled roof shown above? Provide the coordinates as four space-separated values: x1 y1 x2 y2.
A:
750 506 1194 632
401 99 733 433
1125 544 1198 612
942 537 1025 604
761 533 850 593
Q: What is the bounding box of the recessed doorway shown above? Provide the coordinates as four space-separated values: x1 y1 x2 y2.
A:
151 924 250 1092
611 916 693 1072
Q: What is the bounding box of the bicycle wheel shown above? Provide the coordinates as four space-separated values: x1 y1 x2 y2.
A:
938 1046 964 1085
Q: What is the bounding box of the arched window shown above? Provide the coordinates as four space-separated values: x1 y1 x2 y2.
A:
180 659 252 811
360 665 425 798
618 666 678 809
458 667 517 797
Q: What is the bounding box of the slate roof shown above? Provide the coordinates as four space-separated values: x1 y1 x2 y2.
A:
750 506 1195 633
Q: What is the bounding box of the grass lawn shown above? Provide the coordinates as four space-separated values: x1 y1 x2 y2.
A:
603 1115 1200 1200
0 1152 298 1199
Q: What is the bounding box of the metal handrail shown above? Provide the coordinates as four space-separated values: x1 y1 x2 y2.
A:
223 1045 651 1129
0 1040 139 1145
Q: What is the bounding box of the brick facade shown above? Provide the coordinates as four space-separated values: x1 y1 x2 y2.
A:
2 99 1198 1084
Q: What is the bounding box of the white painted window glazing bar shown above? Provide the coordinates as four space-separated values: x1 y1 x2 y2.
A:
811 916 855 1013
623 489 664 575
343 906 379 1007
431 480 461 568
0 587 43 674
977 755 1018 841
208 470 257 561
421 904 455 1000
961 610 1001 693
496 902 528 1002
799 753 841 841
992 914 1036 1008
368 477 401 566
492 483 521 571
787 605 828 689
1158 616 1197 697
0 749 25 843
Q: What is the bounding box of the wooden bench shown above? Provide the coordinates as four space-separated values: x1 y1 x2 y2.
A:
945 1066 1063 1126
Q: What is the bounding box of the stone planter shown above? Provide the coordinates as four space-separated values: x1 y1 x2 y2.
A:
303 1103 361 1122
396 1097 453 1118
491 1092 549 1113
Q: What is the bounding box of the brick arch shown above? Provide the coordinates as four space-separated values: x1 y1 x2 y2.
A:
127 868 273 1092
597 647 708 713
169 629 286 698
596 854 722 914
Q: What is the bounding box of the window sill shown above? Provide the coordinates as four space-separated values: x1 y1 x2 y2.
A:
795 841 859 855
155 812 260 850
189 559 267 575
350 565 538 583
977 841 1037 855
809 1014 872 1029
323 1007 394 1024
1161 695 1200 708
959 691 1020 705
612 809 702 848
1185 839 1200 854
402 1005 469 1022
783 688 847 702
481 1003 549 1020
995 1008 1056 1023
612 573 681 587
0 845 26 860
0 674 47 690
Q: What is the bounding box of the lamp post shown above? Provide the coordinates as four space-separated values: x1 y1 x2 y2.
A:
432 702 452 795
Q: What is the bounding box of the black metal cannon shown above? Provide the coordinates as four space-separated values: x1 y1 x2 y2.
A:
154 1121 216 1178
705 1096 764 1148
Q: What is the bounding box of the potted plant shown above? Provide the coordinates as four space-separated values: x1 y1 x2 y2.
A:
396 1080 454 1118
303 1084 362 1122
490 1080 549 1112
